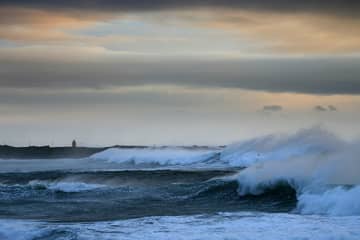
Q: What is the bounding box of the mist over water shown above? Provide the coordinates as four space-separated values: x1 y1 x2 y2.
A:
0 127 359 239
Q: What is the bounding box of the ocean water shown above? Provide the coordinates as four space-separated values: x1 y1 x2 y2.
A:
0 127 359 240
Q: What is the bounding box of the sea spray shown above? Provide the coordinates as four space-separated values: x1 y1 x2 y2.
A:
226 127 360 216
220 127 344 167
90 147 220 166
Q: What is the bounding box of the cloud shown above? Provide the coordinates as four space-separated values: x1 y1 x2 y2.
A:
263 105 283 112
0 7 116 43
0 1 359 16
314 105 328 112
189 10 360 54
328 105 337 111
1 50 360 95
0 2 360 53
314 105 338 112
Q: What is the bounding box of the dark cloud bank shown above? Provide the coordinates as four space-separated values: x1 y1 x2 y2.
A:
0 0 359 16
1 57 359 95
263 105 283 112
314 105 338 112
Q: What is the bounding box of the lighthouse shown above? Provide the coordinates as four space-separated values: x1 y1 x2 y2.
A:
72 140 77 148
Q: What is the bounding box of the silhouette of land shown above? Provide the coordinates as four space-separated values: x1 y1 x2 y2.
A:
0 145 147 159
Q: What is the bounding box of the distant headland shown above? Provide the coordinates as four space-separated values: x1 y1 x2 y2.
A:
0 144 219 159
0 145 147 159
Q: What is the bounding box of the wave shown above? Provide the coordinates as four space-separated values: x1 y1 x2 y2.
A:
0 180 106 193
1 127 359 218
86 127 360 217
190 180 297 212
220 127 344 167
297 185 360 216
89 127 346 169
0 170 298 221
1 212 360 240
222 127 360 216
28 180 106 193
0 169 234 188
90 147 220 166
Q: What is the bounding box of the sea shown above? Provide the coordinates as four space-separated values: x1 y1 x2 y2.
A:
0 127 359 240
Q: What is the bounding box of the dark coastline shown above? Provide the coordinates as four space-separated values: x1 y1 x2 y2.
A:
0 145 224 160
0 145 146 159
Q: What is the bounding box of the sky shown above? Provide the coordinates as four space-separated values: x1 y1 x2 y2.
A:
0 0 360 146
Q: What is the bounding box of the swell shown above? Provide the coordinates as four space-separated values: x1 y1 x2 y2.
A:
0 169 235 186
0 170 297 222
2 212 360 240
1 127 359 220
193 180 296 202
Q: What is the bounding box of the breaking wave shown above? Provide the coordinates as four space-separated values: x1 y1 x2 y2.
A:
90 147 220 167
220 127 344 167
221 127 360 216
297 185 360 216
0 127 359 221
86 127 360 217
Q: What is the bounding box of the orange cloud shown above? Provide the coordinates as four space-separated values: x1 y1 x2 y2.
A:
175 9 360 54
0 7 115 43
1 7 360 54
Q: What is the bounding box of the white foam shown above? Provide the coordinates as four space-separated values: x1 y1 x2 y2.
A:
29 180 105 192
90 147 219 166
1 212 359 240
1 127 359 217
297 185 360 216
220 127 343 167
226 127 360 216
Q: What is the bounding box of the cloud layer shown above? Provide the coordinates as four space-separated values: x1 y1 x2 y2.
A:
263 105 283 112
1 1 360 53
0 1 360 146
314 105 338 112
1 1 359 15
1 53 359 94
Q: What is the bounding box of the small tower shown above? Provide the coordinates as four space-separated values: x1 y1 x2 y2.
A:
72 140 77 148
